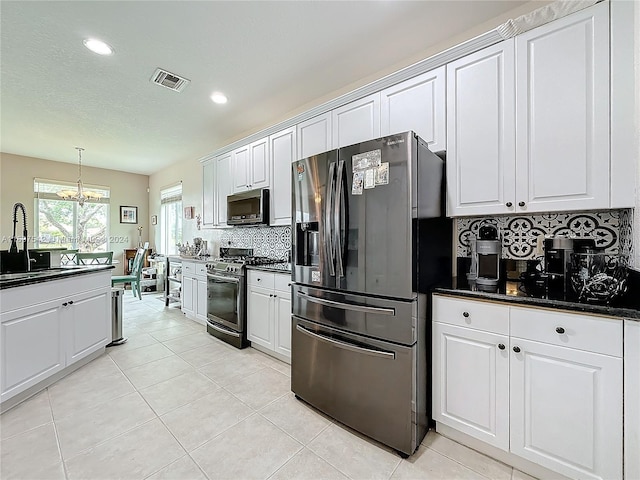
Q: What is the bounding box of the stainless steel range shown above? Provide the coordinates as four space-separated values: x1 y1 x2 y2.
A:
205 248 283 348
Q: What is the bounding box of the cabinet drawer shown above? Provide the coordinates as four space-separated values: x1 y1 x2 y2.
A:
432 295 509 335
195 263 207 278
274 273 292 293
247 270 274 289
182 261 195 275
510 307 622 357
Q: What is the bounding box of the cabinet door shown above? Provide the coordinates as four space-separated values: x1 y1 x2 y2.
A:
381 66 446 152
202 159 215 227
297 113 332 159
510 337 622 480
215 152 232 226
433 322 509 451
0 300 64 402
196 278 207 323
273 290 291 360
232 145 250 193
446 40 516 216
247 285 274 349
515 3 609 213
66 288 110 363
332 93 380 148
249 137 270 189
270 127 296 226
181 276 195 316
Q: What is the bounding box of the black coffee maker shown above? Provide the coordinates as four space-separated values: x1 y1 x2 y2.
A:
544 235 596 300
468 222 501 292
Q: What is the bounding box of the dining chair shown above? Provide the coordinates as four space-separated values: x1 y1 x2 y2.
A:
76 251 114 265
111 248 146 299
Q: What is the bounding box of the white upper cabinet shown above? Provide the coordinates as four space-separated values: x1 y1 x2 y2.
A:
270 126 296 226
332 93 381 149
232 137 270 194
297 113 332 160
215 152 232 227
446 40 516 216
515 2 609 213
248 137 270 190
202 159 215 227
447 3 611 217
381 66 446 152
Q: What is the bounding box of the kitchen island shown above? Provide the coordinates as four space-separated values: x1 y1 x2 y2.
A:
0 265 114 412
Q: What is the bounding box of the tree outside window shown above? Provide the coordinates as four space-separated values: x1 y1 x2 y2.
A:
34 179 110 252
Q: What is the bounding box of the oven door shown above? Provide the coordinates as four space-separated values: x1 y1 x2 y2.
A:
206 273 244 332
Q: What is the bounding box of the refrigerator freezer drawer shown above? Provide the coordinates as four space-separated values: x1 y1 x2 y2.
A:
291 316 426 456
292 285 422 345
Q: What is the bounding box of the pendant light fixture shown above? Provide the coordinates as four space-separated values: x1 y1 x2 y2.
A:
56 147 102 207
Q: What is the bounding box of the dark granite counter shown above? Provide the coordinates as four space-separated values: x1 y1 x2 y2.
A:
0 265 115 290
434 285 640 320
246 263 292 274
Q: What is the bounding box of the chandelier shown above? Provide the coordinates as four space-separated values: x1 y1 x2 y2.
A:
56 147 102 207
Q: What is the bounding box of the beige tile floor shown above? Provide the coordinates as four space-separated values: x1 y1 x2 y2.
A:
0 292 536 480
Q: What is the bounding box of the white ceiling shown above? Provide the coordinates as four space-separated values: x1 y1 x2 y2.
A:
1 0 529 175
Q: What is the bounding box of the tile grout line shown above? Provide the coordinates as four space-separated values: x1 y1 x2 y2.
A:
46 388 70 480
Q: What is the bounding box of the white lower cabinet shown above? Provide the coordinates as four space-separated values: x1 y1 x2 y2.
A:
181 261 207 324
66 287 111 363
247 270 292 363
0 271 111 405
432 295 623 480
510 337 622 480
433 322 509 450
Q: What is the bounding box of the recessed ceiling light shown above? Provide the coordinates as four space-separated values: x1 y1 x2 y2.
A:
210 92 228 104
83 38 113 56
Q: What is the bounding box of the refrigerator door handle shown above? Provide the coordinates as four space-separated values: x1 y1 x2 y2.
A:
296 324 396 359
325 162 337 276
334 159 345 277
297 290 396 316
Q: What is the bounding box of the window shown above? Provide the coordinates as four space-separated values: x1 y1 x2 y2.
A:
160 183 182 255
34 179 110 252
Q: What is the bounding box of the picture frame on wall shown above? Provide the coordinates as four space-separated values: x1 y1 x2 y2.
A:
184 206 194 219
151 215 157 225
120 206 138 224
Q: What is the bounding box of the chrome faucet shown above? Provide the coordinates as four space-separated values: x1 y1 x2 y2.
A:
10 202 30 271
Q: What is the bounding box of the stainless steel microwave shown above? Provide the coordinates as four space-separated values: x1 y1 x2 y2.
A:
227 188 270 226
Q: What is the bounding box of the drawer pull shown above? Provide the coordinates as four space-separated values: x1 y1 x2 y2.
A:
62 302 68 307
518 201 526 207
513 346 521 353
498 343 505 350
462 311 470 318
555 326 565 334
257 278 261 281
506 202 513 208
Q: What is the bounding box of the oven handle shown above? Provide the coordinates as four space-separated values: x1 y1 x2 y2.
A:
297 291 395 316
207 273 241 284
296 324 395 359
206 319 241 338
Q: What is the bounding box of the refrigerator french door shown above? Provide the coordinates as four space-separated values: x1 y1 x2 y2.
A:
291 131 452 456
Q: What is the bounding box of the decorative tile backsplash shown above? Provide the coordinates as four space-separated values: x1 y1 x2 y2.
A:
456 209 633 260
219 226 292 260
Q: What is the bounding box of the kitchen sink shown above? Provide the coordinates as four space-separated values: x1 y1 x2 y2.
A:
0 266 85 282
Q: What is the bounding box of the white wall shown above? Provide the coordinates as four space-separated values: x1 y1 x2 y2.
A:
0 152 150 273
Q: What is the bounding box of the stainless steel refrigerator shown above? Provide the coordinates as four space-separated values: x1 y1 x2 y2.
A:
291 131 452 457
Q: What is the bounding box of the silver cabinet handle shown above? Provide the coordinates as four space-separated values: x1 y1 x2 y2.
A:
296 324 395 359
297 291 395 316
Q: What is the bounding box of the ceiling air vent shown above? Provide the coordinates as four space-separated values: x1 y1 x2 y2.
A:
150 68 190 92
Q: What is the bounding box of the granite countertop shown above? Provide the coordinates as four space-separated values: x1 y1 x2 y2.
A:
0 265 115 290
434 285 640 320
246 263 292 274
